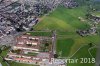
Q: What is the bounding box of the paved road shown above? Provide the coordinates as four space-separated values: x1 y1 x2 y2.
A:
52 30 57 54
95 45 100 66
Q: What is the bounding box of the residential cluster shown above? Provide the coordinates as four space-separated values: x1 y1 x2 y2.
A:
77 27 97 37
77 14 100 37
0 0 78 45
87 14 100 24
0 0 39 44
63 0 78 8
5 33 66 66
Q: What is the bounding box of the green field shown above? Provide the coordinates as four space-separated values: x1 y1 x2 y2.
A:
34 6 90 31
34 6 100 66
92 11 100 17
10 62 38 66
68 45 96 66
57 38 74 57
90 47 97 58
27 31 52 37
34 6 100 56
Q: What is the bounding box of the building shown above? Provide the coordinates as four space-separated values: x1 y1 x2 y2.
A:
5 33 66 66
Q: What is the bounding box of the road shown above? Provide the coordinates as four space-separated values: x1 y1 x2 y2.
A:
52 30 57 54
95 45 100 66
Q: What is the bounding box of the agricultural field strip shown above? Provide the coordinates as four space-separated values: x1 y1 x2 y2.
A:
57 35 80 39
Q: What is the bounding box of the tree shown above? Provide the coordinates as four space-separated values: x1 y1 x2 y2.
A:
45 43 49 47
88 43 93 47
0 49 2 54
54 54 59 58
